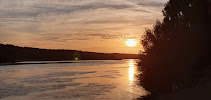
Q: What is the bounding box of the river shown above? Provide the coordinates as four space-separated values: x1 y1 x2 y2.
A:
0 59 147 100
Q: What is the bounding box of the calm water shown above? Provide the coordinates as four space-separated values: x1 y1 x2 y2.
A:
0 59 147 100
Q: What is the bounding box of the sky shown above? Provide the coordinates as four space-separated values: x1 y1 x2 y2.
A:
0 0 168 54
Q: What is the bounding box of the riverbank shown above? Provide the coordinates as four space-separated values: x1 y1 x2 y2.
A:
157 65 211 100
0 61 77 66
0 43 138 63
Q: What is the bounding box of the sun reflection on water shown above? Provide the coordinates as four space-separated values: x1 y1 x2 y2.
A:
129 66 135 83
128 60 136 85
128 60 137 93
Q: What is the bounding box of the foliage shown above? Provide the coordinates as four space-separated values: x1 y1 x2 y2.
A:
138 0 211 94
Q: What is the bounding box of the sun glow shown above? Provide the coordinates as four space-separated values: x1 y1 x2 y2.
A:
126 39 137 47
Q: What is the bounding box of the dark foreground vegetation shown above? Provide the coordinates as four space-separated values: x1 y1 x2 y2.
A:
0 43 138 63
138 0 211 99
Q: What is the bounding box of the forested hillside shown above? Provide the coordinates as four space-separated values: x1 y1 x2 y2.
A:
0 44 138 63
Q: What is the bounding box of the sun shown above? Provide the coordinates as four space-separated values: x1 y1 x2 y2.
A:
126 39 137 47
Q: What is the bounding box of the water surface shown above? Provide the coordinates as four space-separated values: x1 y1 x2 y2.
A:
0 59 147 100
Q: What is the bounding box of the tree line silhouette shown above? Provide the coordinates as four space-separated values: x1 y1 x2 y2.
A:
138 0 210 99
0 43 138 63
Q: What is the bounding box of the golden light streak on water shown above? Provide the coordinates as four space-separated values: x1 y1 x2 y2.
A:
128 60 135 85
129 66 135 83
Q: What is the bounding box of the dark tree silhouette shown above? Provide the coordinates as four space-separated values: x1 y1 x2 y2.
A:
138 0 211 97
0 43 138 63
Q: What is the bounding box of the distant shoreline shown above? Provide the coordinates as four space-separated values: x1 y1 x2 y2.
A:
0 43 139 63
0 61 76 66
0 59 137 66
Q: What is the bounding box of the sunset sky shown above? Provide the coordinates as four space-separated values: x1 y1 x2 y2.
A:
0 0 168 54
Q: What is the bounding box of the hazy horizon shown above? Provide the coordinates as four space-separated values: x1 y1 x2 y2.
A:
0 0 168 54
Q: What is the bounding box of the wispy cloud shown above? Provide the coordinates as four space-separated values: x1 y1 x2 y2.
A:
137 1 165 7
0 0 168 53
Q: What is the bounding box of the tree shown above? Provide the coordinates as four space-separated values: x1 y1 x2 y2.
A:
138 0 211 95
